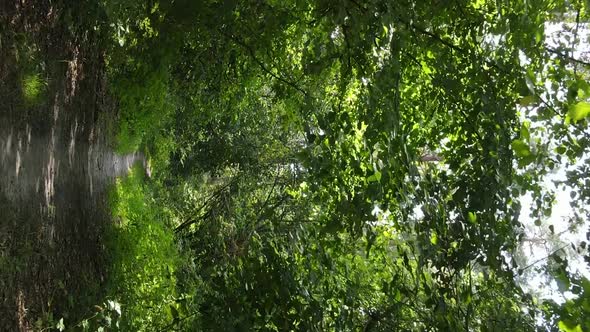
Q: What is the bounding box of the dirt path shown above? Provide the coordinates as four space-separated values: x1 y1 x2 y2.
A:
0 2 140 330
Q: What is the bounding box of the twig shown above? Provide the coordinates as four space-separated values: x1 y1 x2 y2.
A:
520 243 569 271
157 311 199 332
174 181 234 233
536 92 590 141
546 46 590 67
222 31 309 97
401 18 464 53
572 6 581 76
260 165 280 210
465 261 473 330
397 17 504 73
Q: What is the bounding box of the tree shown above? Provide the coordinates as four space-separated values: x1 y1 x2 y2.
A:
101 0 590 330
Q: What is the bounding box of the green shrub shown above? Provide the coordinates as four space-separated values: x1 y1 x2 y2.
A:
110 64 174 153
103 1 178 154
21 73 46 107
105 165 186 331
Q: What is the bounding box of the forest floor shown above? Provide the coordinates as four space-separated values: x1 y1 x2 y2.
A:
0 2 143 330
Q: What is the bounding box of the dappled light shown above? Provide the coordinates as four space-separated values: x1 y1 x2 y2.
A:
0 2 147 329
1 0 590 331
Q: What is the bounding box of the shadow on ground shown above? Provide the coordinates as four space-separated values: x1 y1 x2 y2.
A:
0 2 142 330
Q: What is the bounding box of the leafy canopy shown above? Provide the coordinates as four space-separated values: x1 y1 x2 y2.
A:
98 0 590 330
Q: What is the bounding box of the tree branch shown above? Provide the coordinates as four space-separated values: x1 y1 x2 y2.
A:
222 31 309 97
520 244 569 271
397 17 504 72
405 20 464 54
174 181 234 233
546 46 590 67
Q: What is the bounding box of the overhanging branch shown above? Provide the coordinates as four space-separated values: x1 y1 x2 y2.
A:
546 46 590 67
222 31 309 97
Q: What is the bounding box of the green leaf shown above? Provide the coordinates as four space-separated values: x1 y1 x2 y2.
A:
462 289 472 305
430 231 438 245
468 212 477 224
520 122 530 140
170 304 179 320
558 321 582 332
556 269 571 292
535 30 543 44
576 80 590 99
525 71 536 94
519 95 537 107
567 102 590 123
367 171 382 183
511 139 531 157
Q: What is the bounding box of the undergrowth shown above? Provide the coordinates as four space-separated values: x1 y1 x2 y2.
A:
21 73 46 107
109 63 174 153
104 165 195 331
13 31 47 109
99 3 201 329
103 0 178 154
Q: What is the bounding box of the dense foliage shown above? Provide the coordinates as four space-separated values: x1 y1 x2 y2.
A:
106 166 183 330
56 0 590 330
